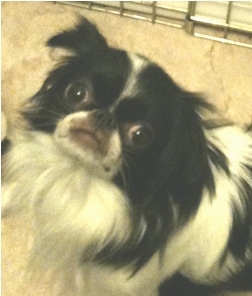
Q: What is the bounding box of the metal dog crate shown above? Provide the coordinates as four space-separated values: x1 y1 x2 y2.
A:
58 1 252 49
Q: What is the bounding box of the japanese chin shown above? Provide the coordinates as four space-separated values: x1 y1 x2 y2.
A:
2 17 252 296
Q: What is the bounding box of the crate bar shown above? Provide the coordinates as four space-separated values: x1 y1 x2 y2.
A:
194 31 252 49
186 1 252 48
189 15 252 33
56 1 252 49
223 1 233 38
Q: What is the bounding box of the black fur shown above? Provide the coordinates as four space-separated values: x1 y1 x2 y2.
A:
1 138 11 155
159 263 252 296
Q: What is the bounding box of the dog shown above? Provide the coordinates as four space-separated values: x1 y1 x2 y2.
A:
2 17 252 296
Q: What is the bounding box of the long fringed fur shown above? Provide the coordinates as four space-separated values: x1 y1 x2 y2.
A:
2 132 136 287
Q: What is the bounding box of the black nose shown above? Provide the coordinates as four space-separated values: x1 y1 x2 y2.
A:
93 109 116 130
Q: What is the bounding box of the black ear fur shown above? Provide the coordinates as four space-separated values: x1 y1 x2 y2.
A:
156 94 215 222
47 17 108 55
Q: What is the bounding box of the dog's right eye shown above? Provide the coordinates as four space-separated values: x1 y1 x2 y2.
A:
127 123 154 147
65 82 93 109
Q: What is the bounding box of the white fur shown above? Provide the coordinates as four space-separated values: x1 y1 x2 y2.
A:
2 131 133 292
118 54 148 101
2 124 252 295
177 125 252 283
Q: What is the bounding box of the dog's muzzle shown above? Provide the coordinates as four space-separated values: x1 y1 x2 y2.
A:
54 110 122 177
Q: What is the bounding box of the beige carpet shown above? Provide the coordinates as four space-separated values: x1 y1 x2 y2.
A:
2 2 252 296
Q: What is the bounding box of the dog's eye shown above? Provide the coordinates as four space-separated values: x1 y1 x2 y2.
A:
128 123 154 147
65 82 92 108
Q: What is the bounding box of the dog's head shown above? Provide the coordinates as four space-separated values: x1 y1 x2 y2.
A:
23 17 214 267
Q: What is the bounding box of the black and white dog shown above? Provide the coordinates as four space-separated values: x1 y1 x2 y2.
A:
2 17 252 296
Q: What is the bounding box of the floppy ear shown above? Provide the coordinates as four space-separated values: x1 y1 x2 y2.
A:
47 17 108 56
156 94 214 220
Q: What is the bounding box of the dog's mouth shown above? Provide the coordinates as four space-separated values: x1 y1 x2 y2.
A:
70 127 101 151
69 119 113 157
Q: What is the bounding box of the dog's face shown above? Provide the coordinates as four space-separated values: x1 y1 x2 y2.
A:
51 51 173 180
24 18 210 223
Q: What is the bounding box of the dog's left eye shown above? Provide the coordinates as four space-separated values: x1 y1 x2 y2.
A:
65 82 93 108
128 123 154 147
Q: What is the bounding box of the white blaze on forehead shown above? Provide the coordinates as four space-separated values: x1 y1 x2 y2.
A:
119 53 149 100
